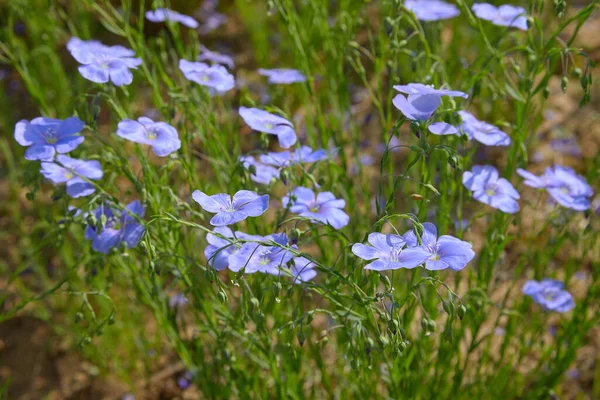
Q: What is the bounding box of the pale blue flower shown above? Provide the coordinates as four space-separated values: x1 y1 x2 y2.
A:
146 8 199 28
192 189 269 226
403 222 475 271
14 116 85 160
523 279 575 312
472 3 528 31
282 187 349 230
179 59 235 94
352 233 431 271
239 107 297 148
40 155 103 198
85 201 145 254
517 166 593 211
68 39 142 86
405 0 460 21
459 111 511 146
116 117 181 157
463 165 520 213
258 68 306 84
229 233 296 274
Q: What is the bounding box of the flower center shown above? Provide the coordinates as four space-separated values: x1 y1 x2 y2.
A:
560 186 570 194
201 74 210 82
264 122 274 129
43 126 58 144
146 128 158 140
485 183 498 196
258 248 272 265
389 247 403 262
63 170 74 180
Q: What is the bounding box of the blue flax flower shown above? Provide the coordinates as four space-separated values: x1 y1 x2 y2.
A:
229 233 296 274
403 223 475 271
14 116 85 160
288 257 317 282
192 189 269 226
116 117 181 157
517 165 593 211
282 187 349 230
472 3 528 31
168 293 188 310
145 8 199 28
85 201 145 254
463 165 520 214
179 59 235 94
392 93 443 122
198 46 234 69
392 83 467 133
239 107 297 148
394 83 468 99
239 156 280 185
405 1 460 21
68 39 142 86
458 111 511 146
204 226 261 271
260 146 328 168
522 279 575 312
352 233 431 271
40 155 103 198
258 68 306 84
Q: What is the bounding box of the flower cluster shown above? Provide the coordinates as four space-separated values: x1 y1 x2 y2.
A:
352 223 474 271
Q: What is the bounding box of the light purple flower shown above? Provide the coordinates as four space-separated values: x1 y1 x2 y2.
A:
458 111 511 146
405 1 460 21
239 156 280 185
282 187 349 230
192 189 269 226
352 233 431 271
239 107 297 148
428 122 459 136
229 233 296 274
168 293 188 309
522 279 575 312
198 46 234 69
84 201 145 254
259 146 328 168
116 117 181 157
199 12 227 34
472 3 528 31
204 226 261 270
550 138 581 157
393 83 468 99
179 59 235 94
14 116 85 160
258 68 306 84
66 37 105 53
403 222 475 271
40 155 103 198
145 8 199 28
463 165 520 214
392 94 442 121
288 257 317 282
517 166 593 211
68 39 142 86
